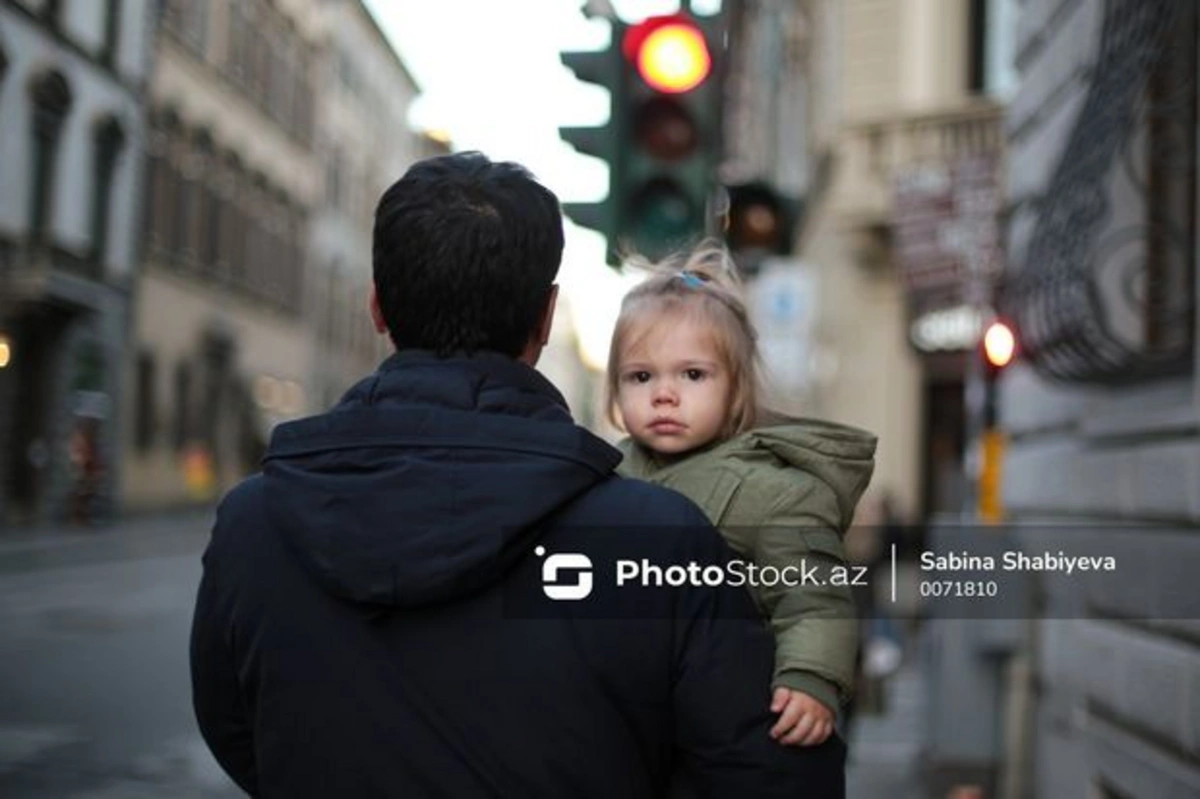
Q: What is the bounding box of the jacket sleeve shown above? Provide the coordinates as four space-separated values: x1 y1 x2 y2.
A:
670 505 846 798
742 479 860 709
190 516 259 796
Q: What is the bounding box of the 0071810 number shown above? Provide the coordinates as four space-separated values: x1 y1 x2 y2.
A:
918 580 998 598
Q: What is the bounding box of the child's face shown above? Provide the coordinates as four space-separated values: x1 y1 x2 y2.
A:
615 315 731 456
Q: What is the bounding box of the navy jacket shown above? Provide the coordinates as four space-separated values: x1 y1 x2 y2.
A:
190 351 845 798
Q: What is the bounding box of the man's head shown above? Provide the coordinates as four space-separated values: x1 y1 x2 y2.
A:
371 152 564 361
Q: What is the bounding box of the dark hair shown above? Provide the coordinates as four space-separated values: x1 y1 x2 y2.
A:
372 152 564 357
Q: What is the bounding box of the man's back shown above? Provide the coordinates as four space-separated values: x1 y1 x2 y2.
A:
191 352 844 798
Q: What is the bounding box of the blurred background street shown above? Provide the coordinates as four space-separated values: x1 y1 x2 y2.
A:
0 0 1197 796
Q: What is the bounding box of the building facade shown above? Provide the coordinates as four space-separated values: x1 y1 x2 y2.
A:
122 0 323 510
307 0 437 412
998 0 1200 795
0 0 155 526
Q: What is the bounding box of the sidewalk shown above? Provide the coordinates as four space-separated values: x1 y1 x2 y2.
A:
846 662 927 798
0 508 216 574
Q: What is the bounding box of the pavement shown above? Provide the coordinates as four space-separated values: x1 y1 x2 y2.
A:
846 661 928 797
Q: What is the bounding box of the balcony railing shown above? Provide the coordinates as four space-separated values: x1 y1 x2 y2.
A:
830 99 1007 225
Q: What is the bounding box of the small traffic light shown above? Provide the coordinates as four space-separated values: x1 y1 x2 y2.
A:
982 320 1016 370
980 318 1017 428
725 182 795 275
977 318 1015 524
619 12 722 261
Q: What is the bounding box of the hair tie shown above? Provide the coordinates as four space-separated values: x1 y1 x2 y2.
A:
678 271 705 289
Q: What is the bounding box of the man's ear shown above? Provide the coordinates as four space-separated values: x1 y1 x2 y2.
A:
537 284 559 346
369 287 388 334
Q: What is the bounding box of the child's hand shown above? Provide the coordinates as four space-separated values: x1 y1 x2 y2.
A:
769 687 834 746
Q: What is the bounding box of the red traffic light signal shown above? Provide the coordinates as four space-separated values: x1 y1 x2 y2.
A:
983 320 1016 369
623 15 712 94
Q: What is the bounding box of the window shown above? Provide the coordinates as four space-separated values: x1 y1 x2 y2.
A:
174 361 191 452
91 117 125 267
101 0 123 66
220 180 244 283
967 0 1018 98
28 70 72 242
144 146 169 251
135 352 157 451
967 0 987 94
202 183 221 271
190 132 214 267
172 169 194 261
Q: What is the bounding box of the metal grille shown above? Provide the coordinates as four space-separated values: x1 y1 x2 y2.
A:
1006 0 1195 383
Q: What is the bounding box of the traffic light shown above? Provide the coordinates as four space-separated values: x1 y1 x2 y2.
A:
980 319 1017 427
560 11 722 265
620 13 722 261
977 318 1016 523
559 28 627 247
724 182 795 275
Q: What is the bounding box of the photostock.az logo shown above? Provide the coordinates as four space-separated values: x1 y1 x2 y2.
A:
536 546 593 601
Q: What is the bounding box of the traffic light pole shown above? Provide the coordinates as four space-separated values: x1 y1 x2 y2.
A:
962 263 989 524
953 157 1004 524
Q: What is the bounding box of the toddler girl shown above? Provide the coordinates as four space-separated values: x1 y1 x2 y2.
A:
607 244 876 747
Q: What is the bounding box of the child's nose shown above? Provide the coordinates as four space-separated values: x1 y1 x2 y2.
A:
652 382 678 405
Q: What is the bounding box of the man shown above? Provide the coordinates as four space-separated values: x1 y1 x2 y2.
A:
191 152 845 797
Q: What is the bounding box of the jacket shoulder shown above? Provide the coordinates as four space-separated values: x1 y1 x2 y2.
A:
559 474 712 528
205 474 269 561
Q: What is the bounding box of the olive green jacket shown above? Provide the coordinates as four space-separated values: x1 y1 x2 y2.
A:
618 418 877 713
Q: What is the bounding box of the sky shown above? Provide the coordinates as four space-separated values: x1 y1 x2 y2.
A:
362 0 719 369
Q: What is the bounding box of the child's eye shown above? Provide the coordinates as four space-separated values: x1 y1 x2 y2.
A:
623 371 652 384
684 369 707 381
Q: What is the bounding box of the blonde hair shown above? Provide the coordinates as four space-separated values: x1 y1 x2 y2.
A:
605 241 766 439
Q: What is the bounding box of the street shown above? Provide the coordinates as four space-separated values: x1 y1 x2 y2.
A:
0 513 242 798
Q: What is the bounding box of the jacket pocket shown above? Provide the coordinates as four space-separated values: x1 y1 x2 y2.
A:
804 529 847 562
701 468 744 527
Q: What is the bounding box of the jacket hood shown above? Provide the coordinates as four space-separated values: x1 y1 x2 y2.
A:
724 417 877 528
261 351 621 609
620 416 877 530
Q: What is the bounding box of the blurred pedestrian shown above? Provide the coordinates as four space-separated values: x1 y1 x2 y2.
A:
191 153 846 798
68 417 103 525
608 244 876 749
